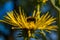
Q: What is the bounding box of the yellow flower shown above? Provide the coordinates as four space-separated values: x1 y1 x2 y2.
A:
43 0 48 3
0 5 57 37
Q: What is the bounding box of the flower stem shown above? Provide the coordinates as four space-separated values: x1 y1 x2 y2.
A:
24 37 27 40
24 37 30 40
